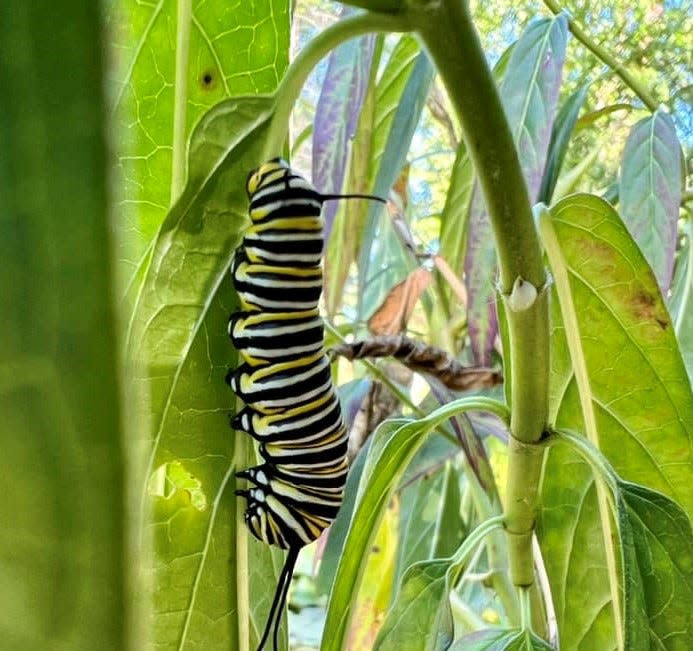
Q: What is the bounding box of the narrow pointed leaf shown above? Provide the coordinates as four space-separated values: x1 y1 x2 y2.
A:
358 36 434 320
438 142 475 298
312 6 375 239
538 83 590 204
619 109 683 291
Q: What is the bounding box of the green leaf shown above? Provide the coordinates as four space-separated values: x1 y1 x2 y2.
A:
128 95 285 649
618 482 693 650
450 628 554 650
553 430 693 650
316 438 372 595
358 35 434 321
0 3 125 648
438 142 474 295
106 0 289 296
619 108 683 291
668 220 693 380
537 83 590 204
397 463 464 577
538 194 693 650
373 559 454 651
321 398 507 651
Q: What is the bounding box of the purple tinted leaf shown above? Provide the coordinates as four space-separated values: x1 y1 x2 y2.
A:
337 377 372 430
500 15 569 199
619 109 682 291
465 191 499 366
465 15 568 365
312 9 375 241
428 379 499 493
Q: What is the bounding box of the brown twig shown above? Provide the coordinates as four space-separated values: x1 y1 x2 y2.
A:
331 335 503 391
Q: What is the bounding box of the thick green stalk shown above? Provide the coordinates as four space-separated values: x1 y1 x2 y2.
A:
412 0 550 587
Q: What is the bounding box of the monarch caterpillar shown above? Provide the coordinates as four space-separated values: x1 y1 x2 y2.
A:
227 158 385 651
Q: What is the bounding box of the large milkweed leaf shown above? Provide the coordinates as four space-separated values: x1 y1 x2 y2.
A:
128 94 291 650
105 0 289 298
619 109 683 292
538 194 693 650
465 15 568 365
122 6 291 643
0 3 125 647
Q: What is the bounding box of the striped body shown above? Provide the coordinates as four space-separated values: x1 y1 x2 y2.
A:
228 159 347 554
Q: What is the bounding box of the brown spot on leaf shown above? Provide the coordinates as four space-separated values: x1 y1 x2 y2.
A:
630 287 668 330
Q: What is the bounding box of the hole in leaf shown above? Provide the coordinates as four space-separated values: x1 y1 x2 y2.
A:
148 461 207 511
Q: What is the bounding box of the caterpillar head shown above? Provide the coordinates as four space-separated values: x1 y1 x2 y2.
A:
245 158 290 198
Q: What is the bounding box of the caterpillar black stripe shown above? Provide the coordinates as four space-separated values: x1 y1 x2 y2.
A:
228 158 385 651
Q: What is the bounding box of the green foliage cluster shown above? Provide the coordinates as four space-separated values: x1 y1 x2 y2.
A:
1 0 691 650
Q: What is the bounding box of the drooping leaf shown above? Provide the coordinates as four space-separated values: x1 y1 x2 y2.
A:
538 193 693 650
368 267 433 334
465 15 568 365
106 0 289 298
0 2 125 647
619 108 683 291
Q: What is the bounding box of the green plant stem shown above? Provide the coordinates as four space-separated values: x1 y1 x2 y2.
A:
262 11 408 158
542 0 659 112
412 0 550 588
